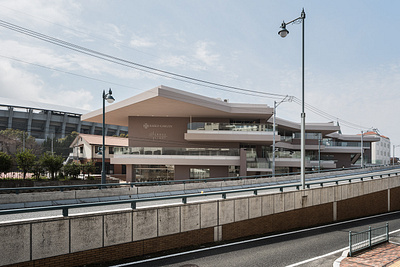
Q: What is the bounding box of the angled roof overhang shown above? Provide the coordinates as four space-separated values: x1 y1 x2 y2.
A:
327 133 380 142
269 117 340 136
82 85 273 127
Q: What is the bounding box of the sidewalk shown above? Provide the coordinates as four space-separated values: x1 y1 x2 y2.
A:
339 242 400 267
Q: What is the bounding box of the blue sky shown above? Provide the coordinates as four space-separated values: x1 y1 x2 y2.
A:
0 0 399 152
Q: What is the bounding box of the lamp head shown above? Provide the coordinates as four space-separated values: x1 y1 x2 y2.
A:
106 88 115 103
278 21 289 38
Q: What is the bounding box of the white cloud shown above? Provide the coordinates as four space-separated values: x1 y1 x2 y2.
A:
129 34 155 48
194 41 220 66
0 0 81 28
0 60 45 101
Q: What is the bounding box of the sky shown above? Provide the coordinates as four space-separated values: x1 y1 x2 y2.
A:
0 0 399 154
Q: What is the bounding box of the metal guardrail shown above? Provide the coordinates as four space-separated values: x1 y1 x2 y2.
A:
0 167 399 218
349 223 389 256
0 165 398 194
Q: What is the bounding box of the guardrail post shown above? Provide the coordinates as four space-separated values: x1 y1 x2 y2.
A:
254 190 258 196
131 202 136 209
369 226 372 248
279 187 283 192
62 208 68 217
349 231 352 257
182 197 187 204
386 222 389 241
222 193 226 199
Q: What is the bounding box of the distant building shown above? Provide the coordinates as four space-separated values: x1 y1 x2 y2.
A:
69 133 128 179
363 131 391 165
82 85 380 181
0 97 128 141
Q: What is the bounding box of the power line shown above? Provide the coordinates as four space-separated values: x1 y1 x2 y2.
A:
0 19 287 99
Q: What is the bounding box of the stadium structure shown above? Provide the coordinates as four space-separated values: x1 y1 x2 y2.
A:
0 97 128 141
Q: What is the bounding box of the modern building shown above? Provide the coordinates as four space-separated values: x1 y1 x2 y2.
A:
0 97 128 141
363 131 391 165
82 85 379 181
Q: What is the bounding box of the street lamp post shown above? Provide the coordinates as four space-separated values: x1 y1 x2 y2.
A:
272 95 291 177
102 88 115 184
278 9 306 189
360 130 364 168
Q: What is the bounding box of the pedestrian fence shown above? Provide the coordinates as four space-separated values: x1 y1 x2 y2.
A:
349 223 389 256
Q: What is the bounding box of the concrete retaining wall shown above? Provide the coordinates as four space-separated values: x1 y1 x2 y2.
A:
1 174 400 266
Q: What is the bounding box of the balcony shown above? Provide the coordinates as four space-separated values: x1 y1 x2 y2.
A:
112 147 241 166
185 122 278 143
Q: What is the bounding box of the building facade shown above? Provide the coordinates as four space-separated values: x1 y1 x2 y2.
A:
363 131 391 165
82 85 379 181
69 133 128 178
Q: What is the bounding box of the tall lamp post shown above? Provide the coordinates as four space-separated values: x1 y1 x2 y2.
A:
278 9 306 189
272 95 291 177
102 88 115 184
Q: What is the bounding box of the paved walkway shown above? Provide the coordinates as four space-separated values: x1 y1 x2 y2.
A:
340 242 400 266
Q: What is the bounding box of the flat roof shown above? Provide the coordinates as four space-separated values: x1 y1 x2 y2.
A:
82 85 274 127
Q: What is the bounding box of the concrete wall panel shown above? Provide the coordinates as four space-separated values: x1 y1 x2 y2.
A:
181 204 200 232
133 209 158 241
219 200 234 224
0 223 30 266
261 194 274 215
284 192 295 211
249 196 262 219
234 198 249 222
158 206 180 236
200 202 218 228
32 219 69 260
273 194 284 213
71 216 103 253
294 191 303 209
104 212 132 246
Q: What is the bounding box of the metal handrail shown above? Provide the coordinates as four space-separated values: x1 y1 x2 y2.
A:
0 165 397 194
0 168 399 218
349 223 389 256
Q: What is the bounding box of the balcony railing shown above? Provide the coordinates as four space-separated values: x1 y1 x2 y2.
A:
188 122 273 132
114 147 240 157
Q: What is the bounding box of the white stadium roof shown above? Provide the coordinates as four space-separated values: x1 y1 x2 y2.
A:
0 97 90 115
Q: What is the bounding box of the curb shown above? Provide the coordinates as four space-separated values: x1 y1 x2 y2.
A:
333 249 349 267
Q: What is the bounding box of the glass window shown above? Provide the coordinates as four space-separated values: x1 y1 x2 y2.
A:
190 168 210 179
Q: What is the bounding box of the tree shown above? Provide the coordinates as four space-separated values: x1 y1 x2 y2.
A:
31 161 45 180
15 149 36 179
63 162 81 180
82 161 96 179
40 153 64 180
41 131 78 159
0 152 13 176
0 129 41 156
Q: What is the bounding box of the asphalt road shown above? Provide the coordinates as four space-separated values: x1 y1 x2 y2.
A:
110 211 400 267
1 167 398 223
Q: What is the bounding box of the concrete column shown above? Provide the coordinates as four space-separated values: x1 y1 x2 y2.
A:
77 117 82 133
116 126 121 136
61 113 68 138
7 107 13 129
239 148 247 176
27 109 33 135
90 122 95 135
44 111 52 139
105 124 109 136
126 164 134 182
